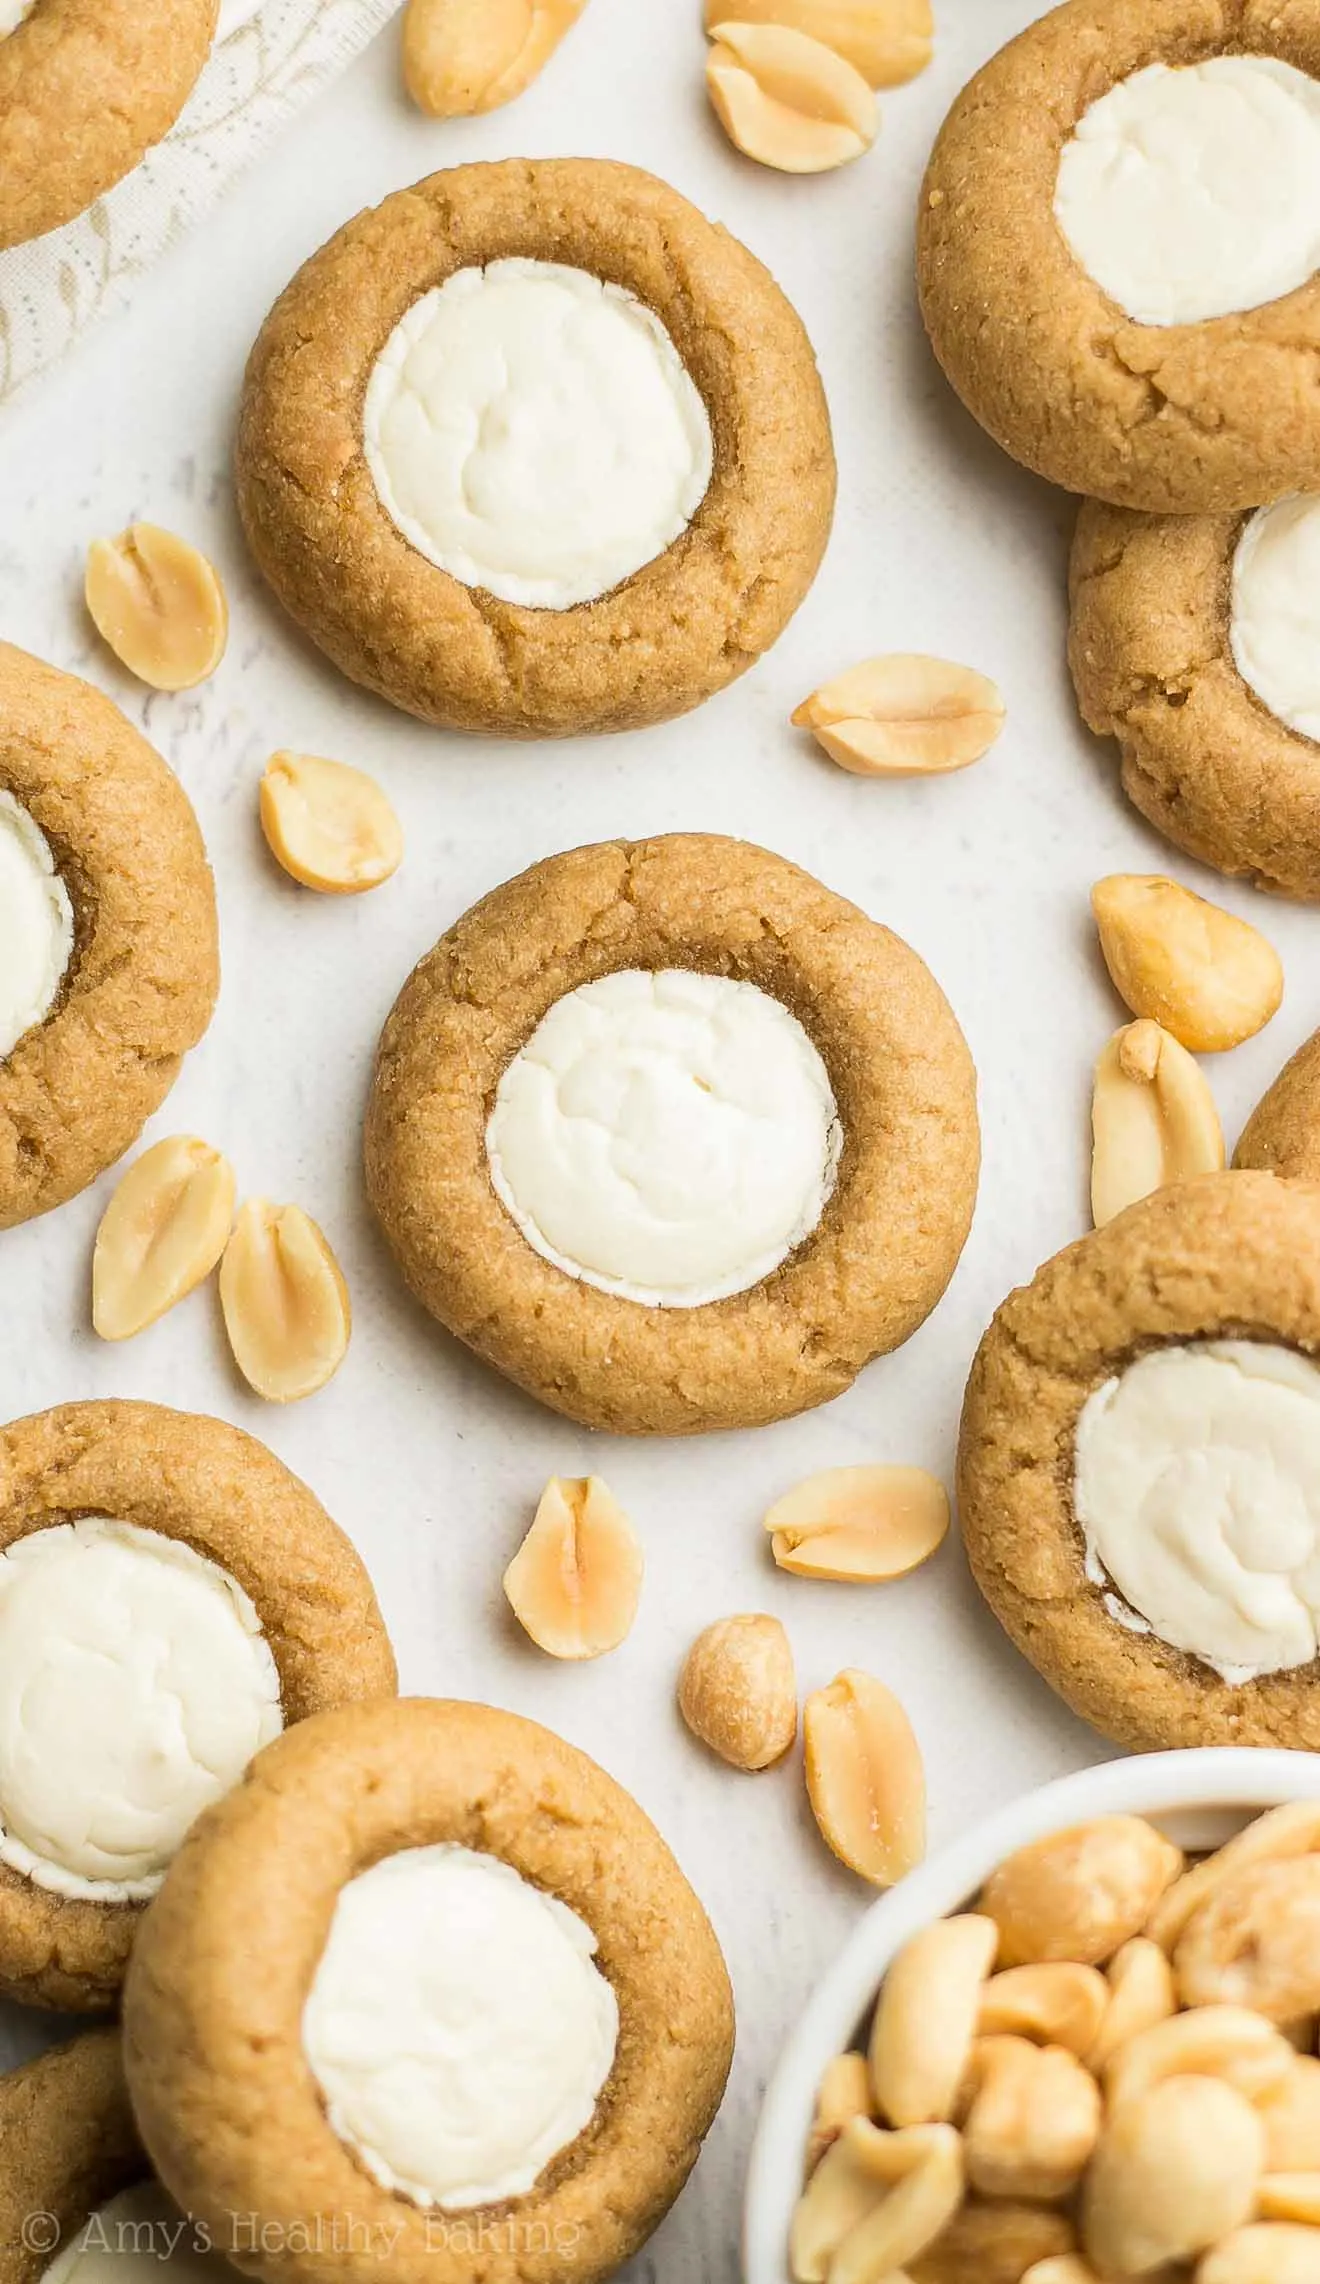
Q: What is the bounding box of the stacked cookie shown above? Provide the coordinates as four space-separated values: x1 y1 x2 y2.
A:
918 0 1320 898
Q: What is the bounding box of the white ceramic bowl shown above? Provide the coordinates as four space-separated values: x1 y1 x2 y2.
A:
744 1748 1320 2284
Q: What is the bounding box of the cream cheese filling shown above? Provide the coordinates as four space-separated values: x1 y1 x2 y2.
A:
302 1844 619 2211
1074 1340 1320 1682
362 258 713 610
1231 494 1320 741
1054 56 1320 327
41 2186 216 2284
485 968 843 1308
0 791 74 1062
0 1519 283 1901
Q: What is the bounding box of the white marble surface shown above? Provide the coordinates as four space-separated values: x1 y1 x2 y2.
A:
2 3 1317 2278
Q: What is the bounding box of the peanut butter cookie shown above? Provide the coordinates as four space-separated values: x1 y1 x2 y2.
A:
918 0 1320 513
123 1699 735 2284
237 158 835 737
959 1173 1320 1753
0 2032 143 2284
0 644 218 1228
1237 1027 1320 1180
364 834 980 1434
0 0 217 250
0 1399 396 2012
1071 498 1320 899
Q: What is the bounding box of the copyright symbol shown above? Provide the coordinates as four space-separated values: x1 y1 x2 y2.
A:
22 2213 60 2255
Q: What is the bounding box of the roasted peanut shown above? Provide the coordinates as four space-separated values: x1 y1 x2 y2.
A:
1088 1938 1177 2073
806 2052 874 2175
503 1476 642 1660
706 20 876 172
402 0 588 116
259 753 402 895
766 1465 949 1582
1092 874 1283 1054
1260 2176 1320 2226
978 1817 1183 1968
218 1198 350 1401
803 1668 925 1886
1082 2074 1263 2274
1176 1860 1320 2022
1021 2264 1104 2284
703 0 932 85
1198 2225 1320 2282
963 2036 1100 2201
829 2125 963 2284
85 523 227 690
790 2117 891 2283
1091 1019 1225 1227
977 1963 1109 2057
1261 2059 1320 2173
793 653 1005 776
1103 2004 1295 2112
868 1914 998 2126
1147 1804 1320 1953
909 2202 1076 2283
678 1613 796 1771
92 1135 234 1340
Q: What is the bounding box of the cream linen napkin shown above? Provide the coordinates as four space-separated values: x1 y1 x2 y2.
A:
0 0 401 408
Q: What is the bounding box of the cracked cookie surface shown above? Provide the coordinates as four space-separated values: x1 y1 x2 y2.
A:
0 2031 143 2284
0 644 219 1228
0 1399 397 2010
0 0 217 250
958 1173 1320 1752
1068 499 1320 898
364 833 980 1435
123 1698 735 2284
917 0 1320 514
236 158 836 739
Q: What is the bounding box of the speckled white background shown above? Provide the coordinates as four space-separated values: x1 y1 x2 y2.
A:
3 4 1317 2277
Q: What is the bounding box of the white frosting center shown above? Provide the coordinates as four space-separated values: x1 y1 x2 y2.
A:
0 791 73 1061
0 0 36 35
0 1519 283 1900
303 1844 618 2211
1075 1341 1320 1682
485 968 842 1308
1055 57 1320 326
41 2186 217 2284
1230 495 1320 740
362 258 713 610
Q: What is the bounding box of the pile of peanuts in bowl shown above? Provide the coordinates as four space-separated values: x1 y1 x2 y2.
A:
746 1752 1320 2284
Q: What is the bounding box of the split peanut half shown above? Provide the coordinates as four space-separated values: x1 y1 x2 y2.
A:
1091 875 1283 1053
678 1613 797 1770
219 1199 351 1402
85 523 228 691
806 2052 875 2175
403 0 588 116
706 20 877 172
1090 1020 1225 1229
703 0 933 86
92 1135 235 1341
804 1668 925 1886
503 1476 642 1660
793 654 1006 776
765 1464 948 1581
260 752 403 895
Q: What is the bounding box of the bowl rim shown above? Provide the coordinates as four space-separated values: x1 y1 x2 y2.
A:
742 1746 1320 2284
